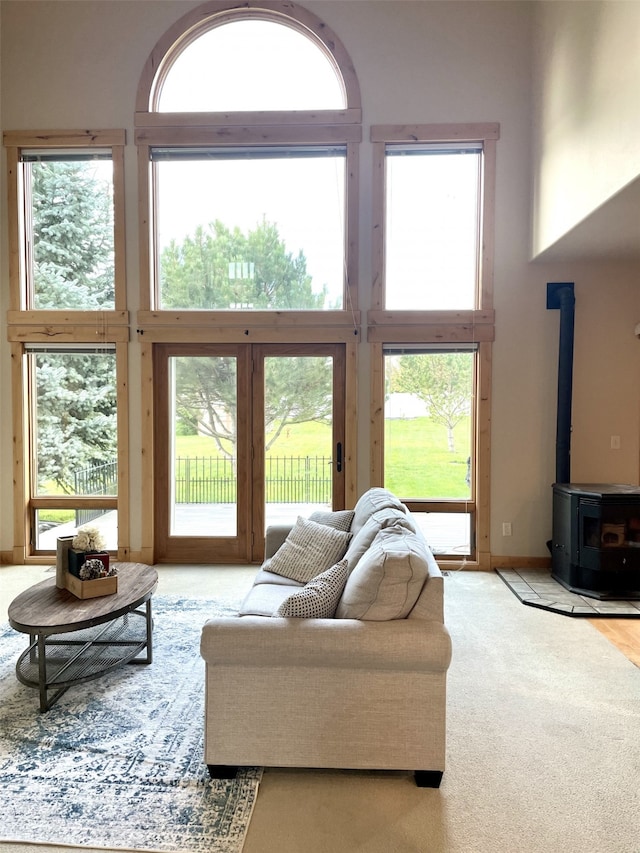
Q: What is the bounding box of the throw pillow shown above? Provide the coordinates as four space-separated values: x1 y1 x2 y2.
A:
274 559 350 618
267 516 351 583
336 523 429 620
309 509 355 532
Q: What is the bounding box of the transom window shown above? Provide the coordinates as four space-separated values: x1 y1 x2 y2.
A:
155 18 346 111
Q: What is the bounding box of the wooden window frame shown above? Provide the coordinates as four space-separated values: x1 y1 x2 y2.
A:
3 130 130 563
368 124 499 569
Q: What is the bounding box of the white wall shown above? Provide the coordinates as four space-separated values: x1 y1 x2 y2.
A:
1 0 639 563
531 0 640 257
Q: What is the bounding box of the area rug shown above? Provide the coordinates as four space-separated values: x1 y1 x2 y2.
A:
496 567 640 617
0 596 262 853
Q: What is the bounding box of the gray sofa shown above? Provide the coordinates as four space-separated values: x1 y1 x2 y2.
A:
199 488 452 787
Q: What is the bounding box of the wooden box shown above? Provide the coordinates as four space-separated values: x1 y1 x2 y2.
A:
65 571 118 599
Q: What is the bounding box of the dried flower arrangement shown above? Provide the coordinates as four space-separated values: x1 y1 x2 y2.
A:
71 526 106 553
79 557 117 580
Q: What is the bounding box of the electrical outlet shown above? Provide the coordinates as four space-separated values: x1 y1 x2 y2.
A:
502 522 512 537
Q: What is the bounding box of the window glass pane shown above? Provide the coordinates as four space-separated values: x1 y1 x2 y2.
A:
385 146 480 310
155 148 345 310
24 154 115 310
170 355 237 537
411 511 471 557
384 348 474 499
35 508 118 552
30 348 118 497
158 19 345 111
264 355 334 529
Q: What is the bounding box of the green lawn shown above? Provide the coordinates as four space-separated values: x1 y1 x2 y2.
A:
384 417 471 499
175 416 470 499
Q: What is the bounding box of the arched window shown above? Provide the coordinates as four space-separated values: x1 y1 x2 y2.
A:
155 18 346 112
136 1 361 314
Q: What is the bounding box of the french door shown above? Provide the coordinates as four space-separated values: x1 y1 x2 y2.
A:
153 342 346 563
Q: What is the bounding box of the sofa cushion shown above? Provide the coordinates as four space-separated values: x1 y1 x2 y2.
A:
309 509 354 532
239 580 304 617
273 559 350 618
343 506 414 572
266 516 351 583
336 523 429 620
350 488 407 537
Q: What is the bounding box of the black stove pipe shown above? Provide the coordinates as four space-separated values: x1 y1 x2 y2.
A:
546 282 575 485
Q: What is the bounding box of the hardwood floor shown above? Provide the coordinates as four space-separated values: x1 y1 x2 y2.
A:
589 618 640 667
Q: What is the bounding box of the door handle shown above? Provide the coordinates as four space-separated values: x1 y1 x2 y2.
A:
336 442 342 473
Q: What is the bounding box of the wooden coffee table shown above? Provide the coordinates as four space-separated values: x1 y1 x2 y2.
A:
8 562 158 712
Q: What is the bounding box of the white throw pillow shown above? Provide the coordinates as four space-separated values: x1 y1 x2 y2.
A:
267 516 351 583
336 523 429 620
309 509 355 532
274 560 350 618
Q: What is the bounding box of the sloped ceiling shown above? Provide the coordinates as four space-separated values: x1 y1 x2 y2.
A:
532 177 640 262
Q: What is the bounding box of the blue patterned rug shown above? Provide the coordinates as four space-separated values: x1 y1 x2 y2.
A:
0 595 261 852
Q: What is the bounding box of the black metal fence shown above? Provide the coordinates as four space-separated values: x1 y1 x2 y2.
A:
73 461 118 526
175 455 332 504
72 456 332 513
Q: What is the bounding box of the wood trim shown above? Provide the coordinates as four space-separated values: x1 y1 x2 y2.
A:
367 324 494 344
3 129 126 148
137 144 152 312
137 310 360 327
139 341 154 565
403 500 477 514
135 124 362 146
30 496 118 510
480 139 497 311
11 343 28 564
370 123 500 143
135 310 361 344
7 326 130 343
135 1 361 114
135 109 362 128
371 141 385 311
5 146 22 312
345 339 358 507
476 341 492 557
368 309 495 326
112 146 128 313
7 310 129 326
135 327 361 344
370 341 383 486
115 342 130 561
345 141 360 313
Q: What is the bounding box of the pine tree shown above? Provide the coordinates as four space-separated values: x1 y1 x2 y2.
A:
161 219 332 457
30 160 117 493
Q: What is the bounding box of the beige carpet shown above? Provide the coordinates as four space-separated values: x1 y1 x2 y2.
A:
1 569 639 853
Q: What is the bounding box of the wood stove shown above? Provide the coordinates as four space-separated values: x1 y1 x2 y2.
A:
551 483 640 599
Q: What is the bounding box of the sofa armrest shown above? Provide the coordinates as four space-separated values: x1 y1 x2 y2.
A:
201 616 452 673
264 524 293 559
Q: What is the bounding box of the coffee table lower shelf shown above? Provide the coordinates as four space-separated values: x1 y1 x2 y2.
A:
16 606 152 712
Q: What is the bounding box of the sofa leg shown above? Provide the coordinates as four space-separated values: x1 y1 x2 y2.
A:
414 770 443 788
208 764 238 780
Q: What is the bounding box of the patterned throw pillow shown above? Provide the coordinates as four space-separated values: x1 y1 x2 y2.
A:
309 509 355 533
274 560 350 618
267 516 351 583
